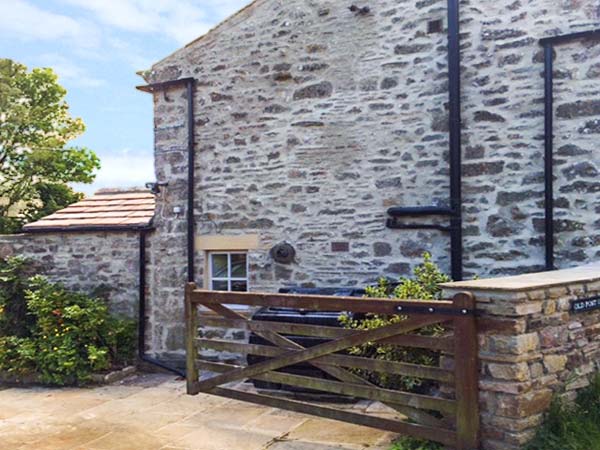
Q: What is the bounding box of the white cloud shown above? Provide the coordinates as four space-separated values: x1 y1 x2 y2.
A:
0 0 100 47
0 0 82 40
60 0 251 45
1 0 252 73
39 54 106 88
74 149 155 195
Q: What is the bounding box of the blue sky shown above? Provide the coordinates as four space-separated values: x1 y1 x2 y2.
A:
0 0 250 195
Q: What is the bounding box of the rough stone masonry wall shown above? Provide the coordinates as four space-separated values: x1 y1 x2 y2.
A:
143 0 600 358
145 0 453 359
0 233 140 318
443 264 600 450
460 0 600 276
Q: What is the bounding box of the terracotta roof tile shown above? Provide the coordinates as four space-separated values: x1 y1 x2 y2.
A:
23 190 155 232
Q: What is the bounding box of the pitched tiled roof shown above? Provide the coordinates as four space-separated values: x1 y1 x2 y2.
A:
23 189 155 232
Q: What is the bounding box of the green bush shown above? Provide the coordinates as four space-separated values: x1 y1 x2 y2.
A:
389 436 442 450
0 257 36 337
0 258 136 385
340 253 450 392
525 374 600 450
0 336 37 376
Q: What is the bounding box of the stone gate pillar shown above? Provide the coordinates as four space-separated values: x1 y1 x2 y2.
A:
442 263 600 450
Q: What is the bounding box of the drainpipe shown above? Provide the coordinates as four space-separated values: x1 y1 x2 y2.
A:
447 0 463 281
136 77 196 283
537 29 600 271
543 43 555 271
387 0 463 281
136 77 196 377
186 80 196 283
138 228 185 377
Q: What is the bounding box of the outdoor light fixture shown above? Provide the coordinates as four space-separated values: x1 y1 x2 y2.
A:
145 181 168 195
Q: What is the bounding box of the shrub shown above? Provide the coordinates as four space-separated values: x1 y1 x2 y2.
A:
0 259 136 385
26 276 113 384
340 253 450 392
0 257 36 337
525 374 600 450
0 336 37 376
389 436 442 450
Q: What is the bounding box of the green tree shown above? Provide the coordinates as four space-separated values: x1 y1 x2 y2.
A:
0 58 100 233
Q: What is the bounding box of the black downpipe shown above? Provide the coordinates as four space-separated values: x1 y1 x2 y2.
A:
138 230 147 354
186 80 196 283
543 43 555 271
138 229 186 377
136 77 196 377
447 0 463 281
538 30 600 271
387 0 463 281
136 77 196 283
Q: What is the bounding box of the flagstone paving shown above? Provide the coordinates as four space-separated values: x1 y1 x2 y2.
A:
0 373 395 450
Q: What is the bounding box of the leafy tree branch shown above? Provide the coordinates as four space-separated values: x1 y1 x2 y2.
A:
0 58 100 233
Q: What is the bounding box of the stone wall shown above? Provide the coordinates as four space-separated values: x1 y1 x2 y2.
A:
443 264 600 450
0 232 141 318
142 0 600 357
460 0 600 276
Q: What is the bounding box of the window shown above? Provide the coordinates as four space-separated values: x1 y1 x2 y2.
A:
209 252 248 292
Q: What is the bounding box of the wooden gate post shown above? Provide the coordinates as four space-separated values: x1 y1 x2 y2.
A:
185 282 199 395
453 292 480 450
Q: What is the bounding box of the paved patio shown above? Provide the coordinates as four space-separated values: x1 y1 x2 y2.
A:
0 374 395 450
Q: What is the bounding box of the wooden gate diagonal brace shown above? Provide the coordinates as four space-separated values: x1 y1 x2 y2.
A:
194 312 440 393
203 303 381 386
200 303 450 426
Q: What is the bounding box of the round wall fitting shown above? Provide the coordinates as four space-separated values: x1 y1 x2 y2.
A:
270 242 296 264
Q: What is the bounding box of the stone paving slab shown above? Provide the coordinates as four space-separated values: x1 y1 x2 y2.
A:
0 374 395 450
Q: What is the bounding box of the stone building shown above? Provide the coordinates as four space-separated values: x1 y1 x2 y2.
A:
137 0 600 360
0 190 155 319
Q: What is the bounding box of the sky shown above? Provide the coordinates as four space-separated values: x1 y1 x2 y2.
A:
0 0 250 195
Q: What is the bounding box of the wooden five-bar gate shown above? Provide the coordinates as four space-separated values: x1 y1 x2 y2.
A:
184 283 480 450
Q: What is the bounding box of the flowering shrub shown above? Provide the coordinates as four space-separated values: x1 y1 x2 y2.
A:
0 258 136 385
340 253 450 392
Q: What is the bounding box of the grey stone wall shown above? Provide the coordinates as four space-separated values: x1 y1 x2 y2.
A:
0 232 140 319
460 0 600 276
143 0 600 357
443 264 600 450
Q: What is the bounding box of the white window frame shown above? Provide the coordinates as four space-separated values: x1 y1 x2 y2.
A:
208 251 249 292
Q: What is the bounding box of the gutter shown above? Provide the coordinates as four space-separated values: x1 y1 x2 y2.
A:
23 225 152 234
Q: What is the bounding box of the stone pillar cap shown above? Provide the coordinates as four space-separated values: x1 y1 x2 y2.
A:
441 262 600 292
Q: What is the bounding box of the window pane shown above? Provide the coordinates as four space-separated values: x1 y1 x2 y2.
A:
231 254 247 278
212 280 228 291
231 280 248 292
211 254 228 278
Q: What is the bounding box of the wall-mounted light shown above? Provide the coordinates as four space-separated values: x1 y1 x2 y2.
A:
145 181 169 195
